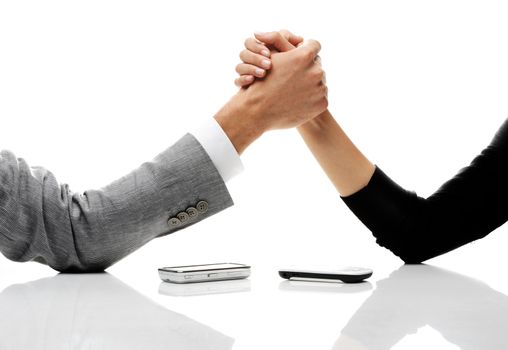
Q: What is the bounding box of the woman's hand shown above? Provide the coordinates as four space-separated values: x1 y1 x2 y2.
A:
235 30 304 87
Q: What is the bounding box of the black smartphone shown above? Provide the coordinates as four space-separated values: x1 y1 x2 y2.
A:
279 267 373 283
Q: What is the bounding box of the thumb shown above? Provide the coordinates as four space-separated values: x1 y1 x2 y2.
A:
280 29 304 47
254 31 295 52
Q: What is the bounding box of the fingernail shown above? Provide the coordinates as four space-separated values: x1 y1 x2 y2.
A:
261 49 270 57
245 75 254 81
261 59 271 69
255 31 266 36
255 68 265 76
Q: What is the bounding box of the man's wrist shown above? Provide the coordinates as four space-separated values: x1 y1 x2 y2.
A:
191 119 244 183
214 91 266 155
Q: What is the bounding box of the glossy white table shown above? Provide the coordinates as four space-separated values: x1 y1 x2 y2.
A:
0 263 506 349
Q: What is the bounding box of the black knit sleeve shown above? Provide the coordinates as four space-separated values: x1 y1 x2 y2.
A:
342 119 508 263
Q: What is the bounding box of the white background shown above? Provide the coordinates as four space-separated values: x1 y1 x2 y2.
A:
1 1 508 349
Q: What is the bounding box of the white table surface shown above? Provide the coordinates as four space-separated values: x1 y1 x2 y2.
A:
1 259 506 350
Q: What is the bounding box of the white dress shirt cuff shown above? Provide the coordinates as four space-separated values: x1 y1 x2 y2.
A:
191 118 244 183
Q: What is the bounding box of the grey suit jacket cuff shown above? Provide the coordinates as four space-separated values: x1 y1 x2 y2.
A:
0 134 233 272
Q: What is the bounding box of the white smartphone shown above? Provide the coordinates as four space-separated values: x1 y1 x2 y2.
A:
158 263 251 284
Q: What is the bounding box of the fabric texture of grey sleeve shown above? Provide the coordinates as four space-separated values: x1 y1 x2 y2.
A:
0 134 233 272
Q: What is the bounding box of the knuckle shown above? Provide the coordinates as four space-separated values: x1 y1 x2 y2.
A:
294 49 310 64
310 39 322 52
301 48 316 62
317 96 328 110
279 29 290 39
273 31 284 42
312 66 323 81
310 67 324 80
262 31 276 42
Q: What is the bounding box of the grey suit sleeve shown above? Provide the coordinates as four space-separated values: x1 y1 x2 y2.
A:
0 134 233 272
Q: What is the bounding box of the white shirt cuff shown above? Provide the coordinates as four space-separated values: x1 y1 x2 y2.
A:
191 118 244 183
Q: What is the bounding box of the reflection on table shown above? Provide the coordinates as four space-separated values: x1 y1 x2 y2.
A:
0 273 234 350
279 279 372 294
159 278 251 297
333 265 508 349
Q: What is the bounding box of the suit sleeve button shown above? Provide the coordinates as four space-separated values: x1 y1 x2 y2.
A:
196 201 209 213
186 207 199 218
177 211 190 223
168 217 182 228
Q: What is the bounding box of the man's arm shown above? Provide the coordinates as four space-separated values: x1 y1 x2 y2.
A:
0 38 326 272
0 134 233 272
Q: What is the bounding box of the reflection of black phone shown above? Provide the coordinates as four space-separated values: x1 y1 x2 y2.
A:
279 267 373 284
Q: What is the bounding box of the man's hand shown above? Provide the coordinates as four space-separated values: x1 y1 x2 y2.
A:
215 34 327 154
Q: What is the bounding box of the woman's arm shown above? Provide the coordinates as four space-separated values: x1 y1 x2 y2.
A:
237 31 508 263
296 110 376 197
299 112 508 263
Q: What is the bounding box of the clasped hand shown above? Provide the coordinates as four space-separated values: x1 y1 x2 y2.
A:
214 30 327 154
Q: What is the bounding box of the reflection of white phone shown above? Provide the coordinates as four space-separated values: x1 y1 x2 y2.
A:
158 263 251 284
159 279 251 297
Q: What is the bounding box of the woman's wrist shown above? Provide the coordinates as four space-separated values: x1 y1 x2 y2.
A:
297 109 334 133
297 109 375 197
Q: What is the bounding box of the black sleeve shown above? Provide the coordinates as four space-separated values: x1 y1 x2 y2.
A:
342 118 508 263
